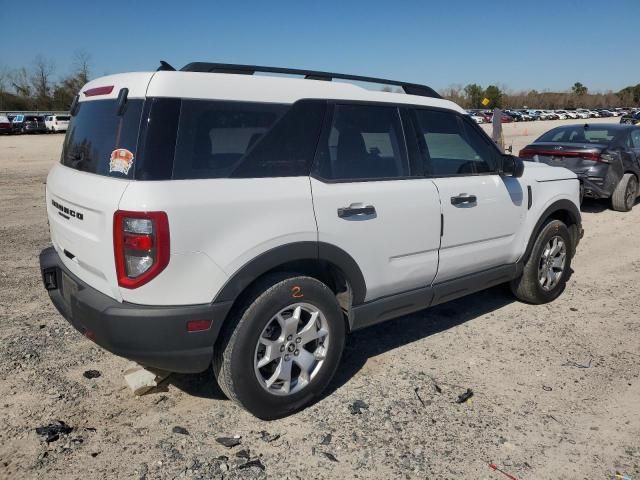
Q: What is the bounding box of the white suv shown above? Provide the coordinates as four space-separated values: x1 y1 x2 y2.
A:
44 114 70 132
39 62 582 419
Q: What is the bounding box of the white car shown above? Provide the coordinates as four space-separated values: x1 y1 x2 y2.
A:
575 111 590 119
45 114 70 132
563 111 579 119
554 110 568 120
39 62 582 419
467 111 485 123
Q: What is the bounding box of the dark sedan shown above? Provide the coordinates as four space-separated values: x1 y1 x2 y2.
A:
519 124 640 211
620 111 640 125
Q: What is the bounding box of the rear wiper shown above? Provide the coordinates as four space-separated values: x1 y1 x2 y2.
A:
116 88 129 116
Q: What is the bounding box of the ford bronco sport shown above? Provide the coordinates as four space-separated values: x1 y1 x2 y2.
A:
39 62 582 419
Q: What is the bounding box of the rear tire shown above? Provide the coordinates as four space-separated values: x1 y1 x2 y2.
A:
611 173 638 212
511 220 572 304
213 274 346 420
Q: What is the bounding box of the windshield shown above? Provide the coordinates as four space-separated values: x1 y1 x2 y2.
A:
61 99 143 177
537 126 618 144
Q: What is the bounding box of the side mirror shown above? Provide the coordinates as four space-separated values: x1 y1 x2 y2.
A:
501 154 524 178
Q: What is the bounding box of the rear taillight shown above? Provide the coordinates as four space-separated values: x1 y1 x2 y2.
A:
114 211 170 289
519 148 610 163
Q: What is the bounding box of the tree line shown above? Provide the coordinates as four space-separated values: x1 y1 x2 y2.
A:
441 81 640 110
2 54 639 112
0 51 91 112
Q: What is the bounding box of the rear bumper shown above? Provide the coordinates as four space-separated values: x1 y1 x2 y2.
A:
39 246 232 373
576 165 616 199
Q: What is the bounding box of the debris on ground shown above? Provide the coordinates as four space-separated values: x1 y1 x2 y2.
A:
562 357 593 368
322 452 339 462
259 430 280 443
35 421 73 443
238 459 265 470
123 363 170 396
320 433 332 445
235 449 250 459
488 462 519 480
456 388 474 404
349 399 369 414
215 437 241 448
543 385 553 391
83 369 101 379
615 472 635 480
171 426 189 435
414 386 426 407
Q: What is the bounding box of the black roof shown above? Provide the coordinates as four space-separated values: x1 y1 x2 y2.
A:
162 61 442 99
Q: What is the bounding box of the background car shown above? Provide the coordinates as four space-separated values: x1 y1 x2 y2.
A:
15 115 47 134
0 115 11 134
519 123 640 211
45 114 70 132
620 111 640 125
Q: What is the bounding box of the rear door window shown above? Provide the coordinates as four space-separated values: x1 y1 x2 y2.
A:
61 99 143 177
314 104 409 181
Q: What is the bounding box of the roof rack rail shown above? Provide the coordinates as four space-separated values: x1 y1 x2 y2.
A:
180 62 441 99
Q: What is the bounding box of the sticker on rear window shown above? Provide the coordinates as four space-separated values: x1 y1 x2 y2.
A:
109 148 134 175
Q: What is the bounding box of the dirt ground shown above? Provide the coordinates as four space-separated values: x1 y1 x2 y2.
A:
1 119 638 480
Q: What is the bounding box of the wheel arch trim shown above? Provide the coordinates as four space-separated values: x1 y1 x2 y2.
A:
213 242 367 306
523 199 581 263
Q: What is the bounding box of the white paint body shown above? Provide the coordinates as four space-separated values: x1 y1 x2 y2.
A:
45 70 580 307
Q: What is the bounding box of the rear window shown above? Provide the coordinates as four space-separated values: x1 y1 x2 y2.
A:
537 126 617 144
61 98 326 180
61 99 143 177
56 116 70 121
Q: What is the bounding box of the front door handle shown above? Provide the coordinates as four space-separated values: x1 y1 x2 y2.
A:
450 194 477 206
337 203 376 218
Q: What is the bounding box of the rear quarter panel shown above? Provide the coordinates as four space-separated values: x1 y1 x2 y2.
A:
117 177 317 306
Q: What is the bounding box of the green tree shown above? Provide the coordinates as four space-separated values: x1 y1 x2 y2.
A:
464 83 484 109
485 85 503 108
571 82 588 96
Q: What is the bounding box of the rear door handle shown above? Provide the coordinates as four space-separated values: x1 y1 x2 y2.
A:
337 203 376 218
450 194 477 206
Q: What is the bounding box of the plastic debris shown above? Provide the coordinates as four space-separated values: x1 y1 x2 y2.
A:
172 426 189 435
322 452 339 462
349 399 369 415
542 385 553 391
488 462 519 480
235 449 250 459
456 389 474 404
216 437 241 448
414 387 426 407
238 459 265 470
35 420 73 443
259 430 280 443
320 433 332 445
83 369 101 379
615 472 635 480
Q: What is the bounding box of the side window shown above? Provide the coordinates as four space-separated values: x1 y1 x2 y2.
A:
173 101 287 180
232 100 326 178
631 129 640 148
315 104 409 181
414 109 498 176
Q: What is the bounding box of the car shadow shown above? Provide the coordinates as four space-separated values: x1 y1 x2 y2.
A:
167 285 517 402
580 198 610 213
322 284 516 399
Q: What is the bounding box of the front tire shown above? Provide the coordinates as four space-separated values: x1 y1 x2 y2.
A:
511 220 572 304
213 274 346 419
611 173 638 212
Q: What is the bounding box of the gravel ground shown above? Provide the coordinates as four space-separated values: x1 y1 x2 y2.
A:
1 119 639 480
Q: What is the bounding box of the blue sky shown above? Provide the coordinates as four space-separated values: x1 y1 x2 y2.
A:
2 0 639 93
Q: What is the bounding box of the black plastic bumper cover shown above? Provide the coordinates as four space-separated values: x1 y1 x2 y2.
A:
39 246 232 373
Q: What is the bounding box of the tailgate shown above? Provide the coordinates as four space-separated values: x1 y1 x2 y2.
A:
46 164 130 300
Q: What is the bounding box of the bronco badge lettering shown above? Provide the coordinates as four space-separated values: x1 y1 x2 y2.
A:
51 199 84 220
